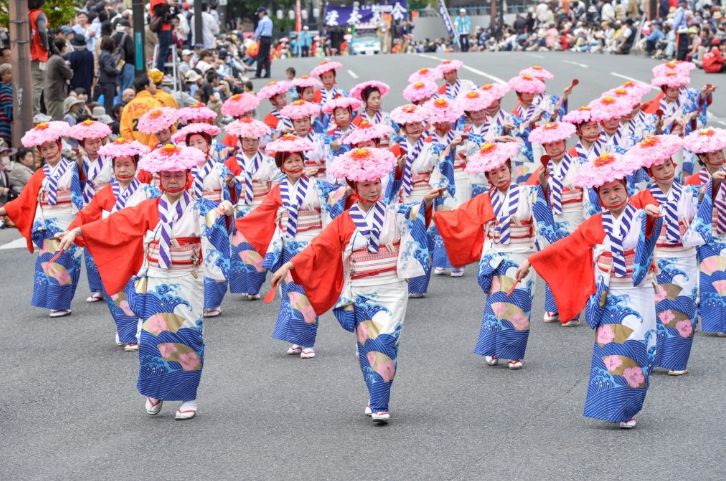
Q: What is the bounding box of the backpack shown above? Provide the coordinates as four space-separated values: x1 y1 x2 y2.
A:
111 33 127 69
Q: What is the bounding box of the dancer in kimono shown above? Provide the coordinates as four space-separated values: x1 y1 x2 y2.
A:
527 121 586 326
480 82 515 140
683 127 726 334
258 80 292 133
58 144 234 420
66 138 156 350
517 152 662 429
0 121 82 318
606 86 655 147
507 74 547 183
342 120 392 150
518 66 569 122
310 59 346 132
423 97 466 277
292 75 323 103
589 95 634 153
280 100 328 178
435 141 558 370
350 81 391 129
224 118 279 300
235 134 348 359
389 103 443 297
69 119 113 303
322 97 361 160
269 147 442 424
172 122 232 318
137 106 179 149
221 93 262 153
436 60 476 99
627 135 704 374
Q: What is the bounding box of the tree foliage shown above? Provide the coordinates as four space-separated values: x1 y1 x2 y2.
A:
0 0 79 29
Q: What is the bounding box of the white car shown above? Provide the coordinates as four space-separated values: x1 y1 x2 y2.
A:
351 35 381 55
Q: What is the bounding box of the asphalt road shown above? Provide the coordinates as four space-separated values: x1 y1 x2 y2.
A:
2 51 725 481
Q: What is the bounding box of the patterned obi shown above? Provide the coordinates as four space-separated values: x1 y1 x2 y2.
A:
350 242 400 281
202 188 223 202
487 219 534 246
39 188 73 209
279 207 323 234
655 221 687 250
559 187 584 212
400 171 432 201
596 249 655 282
252 180 272 200
146 237 203 269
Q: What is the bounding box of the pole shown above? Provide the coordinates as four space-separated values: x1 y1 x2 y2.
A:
219 0 228 32
498 0 504 40
194 0 204 47
9 0 32 147
132 0 146 73
490 0 496 40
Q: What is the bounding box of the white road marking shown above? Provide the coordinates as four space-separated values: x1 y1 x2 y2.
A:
564 60 588 68
610 72 726 126
415 54 506 84
0 237 26 250
528 54 545 59
347 69 359 79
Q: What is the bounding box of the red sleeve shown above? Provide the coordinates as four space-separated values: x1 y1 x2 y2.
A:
629 190 658 209
529 215 605 322
433 193 495 267
68 185 116 233
511 103 521 116
263 114 279 129
137 169 154 184
234 184 282 257
222 134 238 148
351 115 363 127
290 213 356 315
389 144 404 179
79 198 160 295
224 155 242 176
3 169 44 253
312 90 322 104
437 84 446 95
684 173 700 186
524 172 540 186
642 91 664 114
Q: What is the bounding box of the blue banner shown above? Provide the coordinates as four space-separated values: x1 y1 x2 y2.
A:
324 1 408 27
438 0 457 41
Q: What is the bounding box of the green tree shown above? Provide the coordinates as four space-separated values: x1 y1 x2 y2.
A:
0 0 79 28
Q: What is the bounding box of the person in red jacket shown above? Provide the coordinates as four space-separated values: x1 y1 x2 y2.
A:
702 41 726 73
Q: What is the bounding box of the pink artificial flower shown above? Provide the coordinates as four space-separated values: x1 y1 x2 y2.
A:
329 147 396 182
624 135 683 169
21 121 70 148
623 366 645 388
172 122 221 144
256 80 292 101
221 93 260 118
683 128 726 155
309 59 343 78
178 103 217 123
68 119 112 141
402 80 438 103
676 320 693 338
137 107 179 134
465 141 521 174
596 324 615 345
349 80 390 101
98 137 150 159
138 144 206 173
528 121 576 145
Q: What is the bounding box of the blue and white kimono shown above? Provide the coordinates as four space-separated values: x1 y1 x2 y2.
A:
660 88 708 176
81 154 113 295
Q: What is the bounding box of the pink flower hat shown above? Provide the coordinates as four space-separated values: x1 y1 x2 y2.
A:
528 121 576 145
573 152 640 189
257 80 292 101
21 121 70 147
519 65 554 81
172 122 221 144
264 134 315 156
98 137 150 159
137 107 179 134
589 96 632 121
350 81 390 101
562 106 595 125
341 120 392 146
437 59 464 75
424 97 464 124
221 93 260 118
479 82 510 101
465 142 522 174
408 67 443 84
68 119 111 141
683 127 726 154
624 135 683 169
403 81 438 103
390 104 427 125
292 75 323 91
225 117 271 139
138 144 206 173
178 103 217 123
280 99 321 120
310 59 343 78
457 89 494 113
322 96 363 115
651 71 690 89
508 74 546 94
329 147 396 182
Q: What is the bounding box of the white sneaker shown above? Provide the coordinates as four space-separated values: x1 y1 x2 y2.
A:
668 369 688 376
485 355 499 366
450 267 465 277
562 318 581 327
371 411 390 425
175 400 198 420
49 309 71 318
124 342 139 352
300 347 316 359
145 397 163 415
433 267 447 276
86 293 103 303
508 360 523 370
364 405 372 417
543 311 559 323
408 293 425 299
286 344 302 355
619 418 637 429
115 333 123 347
247 294 261 300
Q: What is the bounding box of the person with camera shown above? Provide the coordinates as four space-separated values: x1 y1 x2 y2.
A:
150 0 174 71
